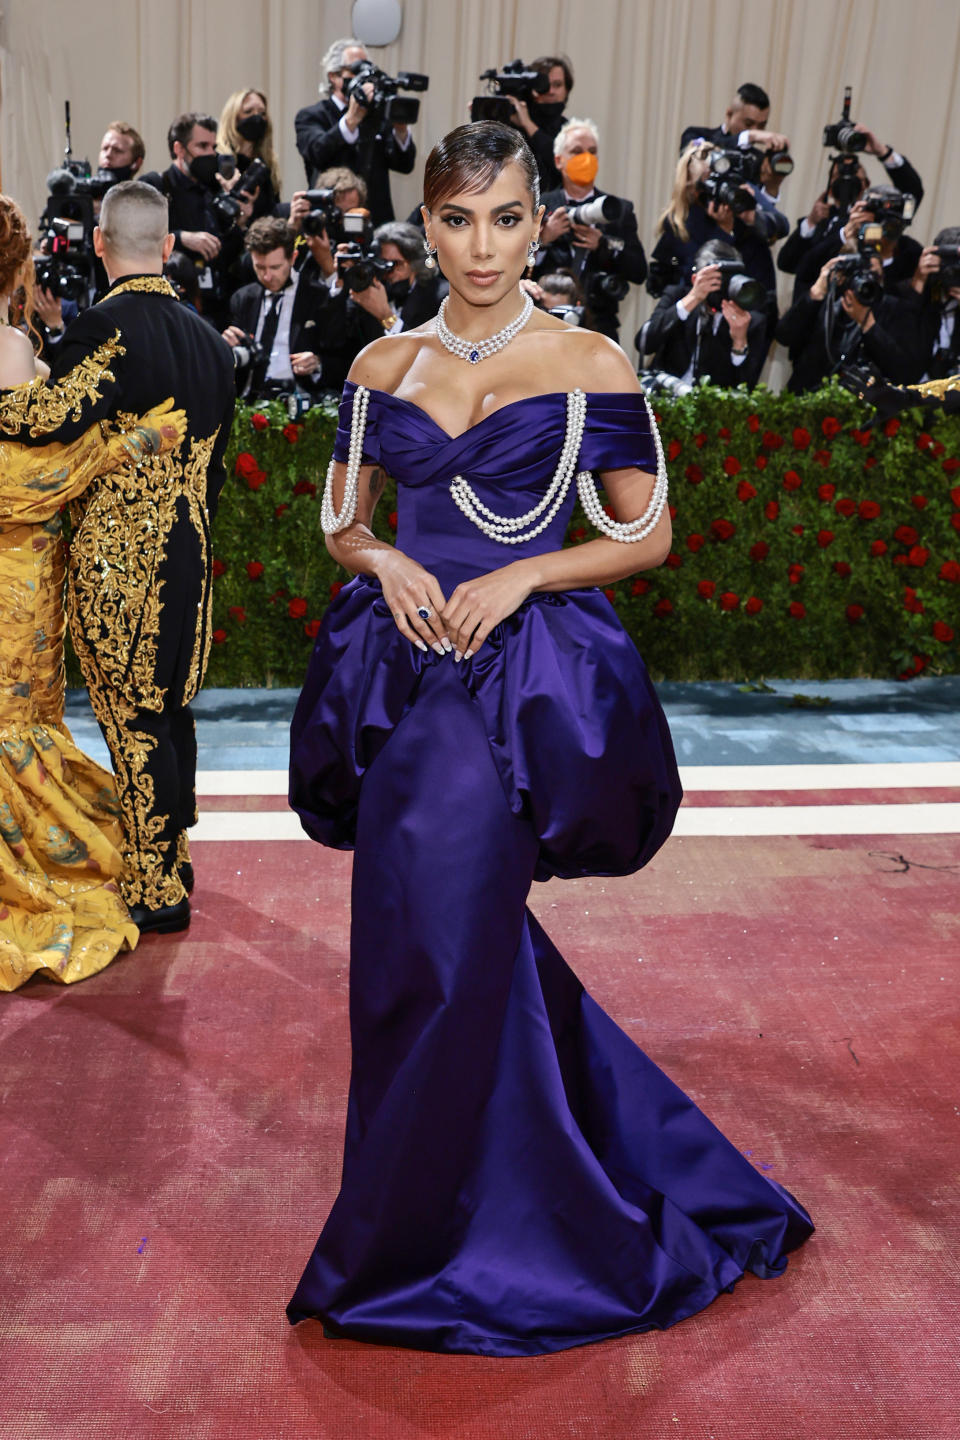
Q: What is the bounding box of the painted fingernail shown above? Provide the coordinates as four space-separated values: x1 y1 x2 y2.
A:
416 640 428 652
464 649 474 660
432 642 445 656
441 638 453 653
454 651 463 664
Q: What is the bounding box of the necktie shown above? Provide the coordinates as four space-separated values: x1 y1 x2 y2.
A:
250 290 284 395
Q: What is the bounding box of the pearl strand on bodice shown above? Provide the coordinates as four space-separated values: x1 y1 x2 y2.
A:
576 396 669 543
321 383 369 534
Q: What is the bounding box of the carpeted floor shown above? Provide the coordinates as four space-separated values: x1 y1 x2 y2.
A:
2 805 959 1437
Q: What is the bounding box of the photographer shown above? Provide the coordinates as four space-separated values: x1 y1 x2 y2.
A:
97 122 145 182
222 217 337 400
217 88 282 220
894 230 960 382
345 221 446 345
793 184 922 298
680 83 790 157
637 239 767 389
142 112 245 327
535 118 646 341
779 122 924 280
776 248 912 394
294 38 417 225
501 54 574 194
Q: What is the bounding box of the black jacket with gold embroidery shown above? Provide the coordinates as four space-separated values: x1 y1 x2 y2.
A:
0 274 236 713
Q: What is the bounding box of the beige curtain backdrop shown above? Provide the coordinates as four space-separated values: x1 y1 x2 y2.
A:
2 0 959 380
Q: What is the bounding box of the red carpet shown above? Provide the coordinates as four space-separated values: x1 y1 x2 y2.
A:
2 829 958 1438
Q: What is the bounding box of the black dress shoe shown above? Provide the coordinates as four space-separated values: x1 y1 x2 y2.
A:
179 861 195 895
129 897 191 934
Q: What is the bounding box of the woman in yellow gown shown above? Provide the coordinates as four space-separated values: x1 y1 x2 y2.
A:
0 194 185 989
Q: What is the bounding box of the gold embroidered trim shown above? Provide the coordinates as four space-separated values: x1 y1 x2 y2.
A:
908 374 960 400
0 334 124 439
105 276 180 302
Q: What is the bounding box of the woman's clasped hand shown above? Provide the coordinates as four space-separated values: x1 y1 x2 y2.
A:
377 547 534 662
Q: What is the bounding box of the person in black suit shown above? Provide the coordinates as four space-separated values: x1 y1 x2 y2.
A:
637 239 767 389
294 37 416 225
222 216 339 399
680 83 789 157
502 54 575 194
776 252 913 394
0 181 235 933
893 229 960 383
534 118 646 341
791 184 922 300
345 221 447 347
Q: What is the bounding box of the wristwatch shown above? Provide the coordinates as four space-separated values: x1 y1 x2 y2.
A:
380 310 398 331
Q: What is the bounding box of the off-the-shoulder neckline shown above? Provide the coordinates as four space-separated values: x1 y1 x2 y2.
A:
342 382 648 443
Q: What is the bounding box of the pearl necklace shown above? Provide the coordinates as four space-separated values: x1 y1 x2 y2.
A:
435 292 534 364
320 383 369 534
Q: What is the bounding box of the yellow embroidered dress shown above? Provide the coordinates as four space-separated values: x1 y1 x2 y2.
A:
0 406 182 989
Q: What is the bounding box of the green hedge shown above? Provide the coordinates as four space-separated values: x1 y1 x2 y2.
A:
200 382 960 686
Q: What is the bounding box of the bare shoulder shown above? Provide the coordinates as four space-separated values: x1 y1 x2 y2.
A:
527 315 642 396
347 331 430 396
0 327 40 388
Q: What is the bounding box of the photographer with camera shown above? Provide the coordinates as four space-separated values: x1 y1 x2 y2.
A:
217 89 282 221
776 237 913 394
892 230 960 383
680 83 790 157
792 184 922 302
289 167 369 285
222 217 339 402
344 221 447 345
637 239 768 389
534 119 646 342
295 38 422 226
496 55 574 194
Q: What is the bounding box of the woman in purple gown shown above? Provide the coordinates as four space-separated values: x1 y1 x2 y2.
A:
287 123 813 1357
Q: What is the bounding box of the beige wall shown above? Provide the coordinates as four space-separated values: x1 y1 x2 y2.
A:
1 0 958 369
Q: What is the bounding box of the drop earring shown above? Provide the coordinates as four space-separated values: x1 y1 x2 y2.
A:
425 245 438 270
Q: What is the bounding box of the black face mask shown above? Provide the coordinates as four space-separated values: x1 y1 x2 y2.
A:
96 165 134 184
189 152 220 186
237 114 268 144
531 100 565 122
387 278 411 304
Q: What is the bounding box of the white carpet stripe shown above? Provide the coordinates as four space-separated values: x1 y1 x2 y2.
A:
192 803 960 842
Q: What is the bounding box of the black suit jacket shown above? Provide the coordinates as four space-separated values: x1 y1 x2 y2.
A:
776 287 914 394
638 282 767 388
294 96 416 224
537 186 647 341
679 123 740 153
228 268 340 394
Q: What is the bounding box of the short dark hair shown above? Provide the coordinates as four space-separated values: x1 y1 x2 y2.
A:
694 238 741 269
531 54 574 93
423 121 540 214
167 112 217 158
736 83 770 112
245 216 295 257
104 120 146 167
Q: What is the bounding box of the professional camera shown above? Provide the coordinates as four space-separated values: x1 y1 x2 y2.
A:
34 221 89 303
235 157 270 201
209 190 243 235
564 194 622 228
830 254 882 308
301 189 372 246
828 154 865 212
471 60 550 124
336 242 396 293
640 367 697 398
547 303 584 326
646 254 681 299
823 86 868 154
346 61 428 126
232 331 266 371
935 235 960 291
860 187 916 239
697 258 765 313
585 271 629 309
696 149 760 215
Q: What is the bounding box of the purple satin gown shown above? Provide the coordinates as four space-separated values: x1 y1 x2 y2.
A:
286 383 813 1357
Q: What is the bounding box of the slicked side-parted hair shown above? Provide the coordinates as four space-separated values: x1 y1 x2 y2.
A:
423 122 540 214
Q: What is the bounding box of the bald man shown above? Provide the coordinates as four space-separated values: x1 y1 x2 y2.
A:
0 180 235 933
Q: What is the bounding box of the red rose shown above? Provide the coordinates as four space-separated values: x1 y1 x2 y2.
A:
846 604 864 622
933 441 946 457
745 596 763 615
665 552 683 569
288 597 308 619
755 455 768 470
782 470 802 491
388 510 398 529
245 561 264 580
603 587 617 603
228 605 246 625
718 427 731 439
907 545 930 567
883 418 901 437
821 416 842 438
870 539 888 556
669 504 677 519
667 438 682 461
212 629 227 644
788 563 805 585
569 526 587 542
710 518 736 541
850 428 872 447
893 554 909 566
694 432 707 448
788 601 806 618
900 654 930 678
275 503 289 517
951 485 960 506
653 598 674 617
212 558 227 578
813 449 831 466
864 456 878 469
723 455 742 476
858 500 881 519
903 588 924 614
792 427 811 449
282 423 300 444
304 619 322 638
719 591 740 611
817 529 835 548
736 480 757 502
933 621 955 643
747 414 760 433
293 480 316 496
762 431 784 450
234 451 259 479
834 561 852 578
685 463 704 485
250 412 269 432
697 580 717 599
834 497 856 517
894 524 919 545
944 459 960 476
818 483 836 500
750 541 769 561
603 503 616 519
912 495 929 509
791 525 804 536
246 466 268 490
329 581 344 598
916 432 933 452
952 514 960 532
631 577 650 595
686 533 706 552
765 500 779 521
